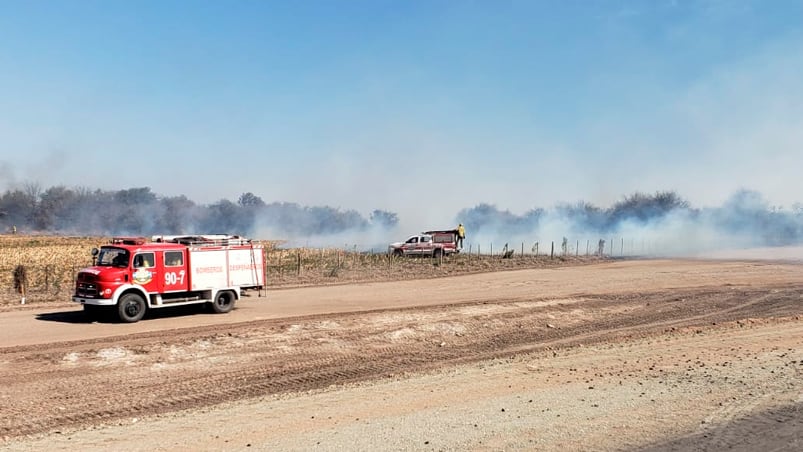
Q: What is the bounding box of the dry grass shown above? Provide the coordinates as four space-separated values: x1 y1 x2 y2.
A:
0 235 99 300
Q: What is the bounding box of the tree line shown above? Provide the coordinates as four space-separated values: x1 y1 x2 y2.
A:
3 184 802 248
0 183 398 237
458 190 803 246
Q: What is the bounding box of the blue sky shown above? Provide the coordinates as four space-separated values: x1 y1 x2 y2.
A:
1 0 802 228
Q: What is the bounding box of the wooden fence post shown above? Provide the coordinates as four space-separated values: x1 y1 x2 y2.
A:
550 241 554 259
13 265 27 304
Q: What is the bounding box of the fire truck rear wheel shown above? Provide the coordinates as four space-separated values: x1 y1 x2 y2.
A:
211 291 235 314
117 293 146 323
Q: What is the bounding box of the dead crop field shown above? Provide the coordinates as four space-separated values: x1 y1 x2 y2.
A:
0 234 606 308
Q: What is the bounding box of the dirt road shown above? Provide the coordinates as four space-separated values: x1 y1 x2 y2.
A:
2 259 803 450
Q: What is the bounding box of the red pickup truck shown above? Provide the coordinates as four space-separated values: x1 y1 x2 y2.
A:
388 230 459 257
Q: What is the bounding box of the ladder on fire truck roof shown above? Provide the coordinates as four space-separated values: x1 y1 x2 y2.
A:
152 235 253 247
250 245 266 297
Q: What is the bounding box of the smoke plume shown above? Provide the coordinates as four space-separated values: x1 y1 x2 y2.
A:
2 183 802 256
457 190 803 257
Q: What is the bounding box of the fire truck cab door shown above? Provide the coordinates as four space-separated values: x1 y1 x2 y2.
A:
162 250 189 292
131 252 161 293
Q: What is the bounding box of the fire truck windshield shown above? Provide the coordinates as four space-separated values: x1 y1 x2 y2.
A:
97 247 130 268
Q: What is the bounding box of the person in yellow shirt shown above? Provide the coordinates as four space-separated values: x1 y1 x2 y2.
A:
456 223 466 249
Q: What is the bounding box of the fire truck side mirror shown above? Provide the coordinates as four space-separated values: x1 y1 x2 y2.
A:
91 248 99 257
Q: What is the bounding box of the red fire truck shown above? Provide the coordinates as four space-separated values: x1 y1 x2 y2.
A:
72 235 265 322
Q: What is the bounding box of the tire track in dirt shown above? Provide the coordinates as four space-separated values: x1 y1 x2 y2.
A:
1 285 803 439
638 331 803 452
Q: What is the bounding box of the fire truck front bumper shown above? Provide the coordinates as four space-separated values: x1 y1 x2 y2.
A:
72 296 116 306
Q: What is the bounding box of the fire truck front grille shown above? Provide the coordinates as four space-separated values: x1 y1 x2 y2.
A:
75 271 100 298
76 282 99 298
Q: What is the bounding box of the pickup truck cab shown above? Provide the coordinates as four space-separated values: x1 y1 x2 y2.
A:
388 230 458 257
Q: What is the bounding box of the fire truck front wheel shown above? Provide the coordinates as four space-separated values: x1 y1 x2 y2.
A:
211 291 236 314
117 293 147 323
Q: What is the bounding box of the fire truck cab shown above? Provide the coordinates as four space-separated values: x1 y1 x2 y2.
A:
73 235 265 322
